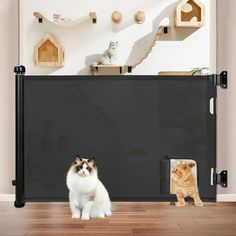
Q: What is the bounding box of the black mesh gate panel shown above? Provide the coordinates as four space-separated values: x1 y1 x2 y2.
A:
14 75 217 205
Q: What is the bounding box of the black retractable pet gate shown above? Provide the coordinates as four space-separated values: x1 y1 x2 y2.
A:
13 66 228 207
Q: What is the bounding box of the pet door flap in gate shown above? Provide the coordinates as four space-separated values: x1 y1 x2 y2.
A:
160 158 199 196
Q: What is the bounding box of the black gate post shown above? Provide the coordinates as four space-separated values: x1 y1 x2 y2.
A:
13 65 26 207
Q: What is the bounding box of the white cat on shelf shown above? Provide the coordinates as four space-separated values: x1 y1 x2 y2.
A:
66 155 112 220
101 41 118 65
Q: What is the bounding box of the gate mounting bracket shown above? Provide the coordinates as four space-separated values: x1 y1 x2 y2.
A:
215 170 228 188
213 71 227 89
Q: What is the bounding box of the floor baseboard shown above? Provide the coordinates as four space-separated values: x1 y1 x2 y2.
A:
0 194 15 201
0 194 236 202
217 194 236 202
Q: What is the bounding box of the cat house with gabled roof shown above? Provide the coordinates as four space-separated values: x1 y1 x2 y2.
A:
175 0 205 28
34 33 64 67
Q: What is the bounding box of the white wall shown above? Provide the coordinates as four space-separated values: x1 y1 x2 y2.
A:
217 0 236 195
21 0 211 75
0 0 18 194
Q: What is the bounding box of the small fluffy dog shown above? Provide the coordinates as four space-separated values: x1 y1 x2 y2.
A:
66 155 112 220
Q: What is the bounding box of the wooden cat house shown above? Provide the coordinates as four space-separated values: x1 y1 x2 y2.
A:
34 34 64 67
175 0 205 27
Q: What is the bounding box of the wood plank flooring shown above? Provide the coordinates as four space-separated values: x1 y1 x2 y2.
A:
0 202 236 236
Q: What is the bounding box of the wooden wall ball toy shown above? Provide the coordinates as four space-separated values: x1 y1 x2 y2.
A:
134 11 145 24
111 11 122 24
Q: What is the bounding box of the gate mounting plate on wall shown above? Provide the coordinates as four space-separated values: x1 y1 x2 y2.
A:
212 170 228 188
216 170 228 188
14 65 26 74
214 71 228 89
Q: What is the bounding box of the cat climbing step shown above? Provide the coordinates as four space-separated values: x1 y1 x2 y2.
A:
90 65 133 75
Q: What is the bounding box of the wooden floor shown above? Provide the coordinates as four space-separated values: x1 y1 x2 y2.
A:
0 202 236 236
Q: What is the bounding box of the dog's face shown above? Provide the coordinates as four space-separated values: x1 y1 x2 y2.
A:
72 155 96 177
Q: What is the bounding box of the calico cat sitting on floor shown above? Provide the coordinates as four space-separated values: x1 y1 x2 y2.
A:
171 161 203 207
66 155 112 220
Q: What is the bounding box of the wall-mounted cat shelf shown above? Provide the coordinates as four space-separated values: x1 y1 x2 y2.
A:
34 34 64 67
175 0 205 27
33 12 97 26
158 71 193 76
90 65 133 75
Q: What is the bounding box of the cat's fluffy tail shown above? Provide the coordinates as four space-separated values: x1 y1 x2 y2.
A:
90 200 113 219
90 62 101 75
91 62 101 66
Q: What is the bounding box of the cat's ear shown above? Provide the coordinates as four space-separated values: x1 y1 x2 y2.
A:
88 158 95 164
75 154 83 162
183 164 187 169
179 161 183 165
188 162 196 168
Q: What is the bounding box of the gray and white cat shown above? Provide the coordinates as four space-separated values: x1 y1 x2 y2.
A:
101 41 118 65
66 155 112 220
53 14 71 24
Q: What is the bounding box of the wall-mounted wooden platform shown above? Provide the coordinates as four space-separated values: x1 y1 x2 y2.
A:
33 12 97 26
158 71 193 76
90 65 133 75
158 71 207 76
